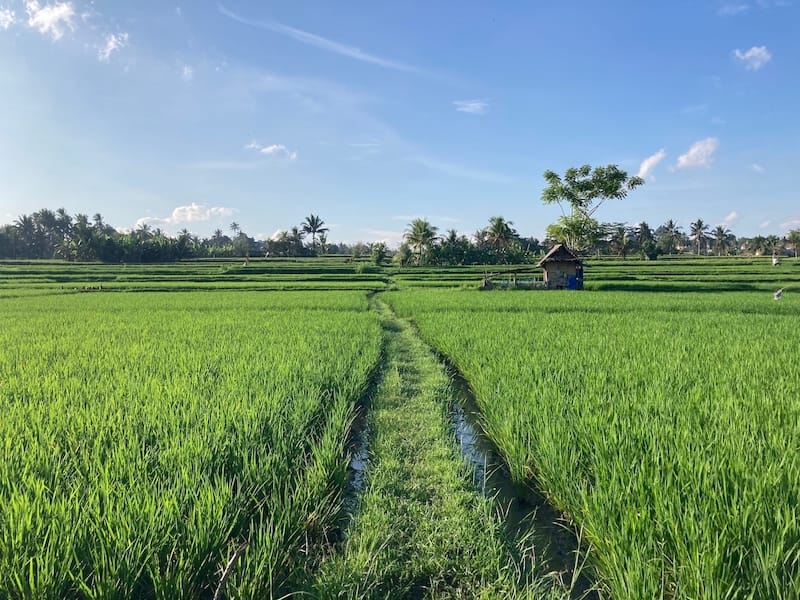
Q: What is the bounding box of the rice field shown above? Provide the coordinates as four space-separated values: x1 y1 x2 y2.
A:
2 257 800 598
0 291 381 598
386 289 800 598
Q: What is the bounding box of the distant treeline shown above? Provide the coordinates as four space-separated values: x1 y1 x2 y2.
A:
1 209 798 264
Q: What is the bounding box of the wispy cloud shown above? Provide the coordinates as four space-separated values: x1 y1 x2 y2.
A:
218 3 424 75
98 31 128 62
637 149 667 180
392 215 460 224
718 3 750 15
0 8 15 29
246 141 297 160
733 46 772 70
25 0 74 40
759 220 772 229
136 203 237 228
681 103 709 115
454 99 488 115
720 211 739 228
750 163 766 173
409 156 515 184
780 218 800 231
181 64 194 81
674 138 719 170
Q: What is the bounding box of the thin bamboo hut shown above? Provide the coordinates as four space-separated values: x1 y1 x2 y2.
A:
537 244 583 290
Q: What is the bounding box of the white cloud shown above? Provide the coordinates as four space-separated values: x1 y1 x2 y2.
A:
25 0 74 40
246 141 297 160
0 8 15 29
733 46 771 70
454 99 488 115
636 149 667 179
759 220 771 229
674 138 719 169
98 31 128 62
718 3 750 15
720 211 738 228
181 64 193 81
135 203 237 228
780 218 800 231
218 3 424 75
361 229 405 247
749 163 766 173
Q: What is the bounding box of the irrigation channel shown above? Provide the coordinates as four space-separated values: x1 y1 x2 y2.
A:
328 298 599 598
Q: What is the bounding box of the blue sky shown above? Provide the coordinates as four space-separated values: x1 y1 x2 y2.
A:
1 0 798 244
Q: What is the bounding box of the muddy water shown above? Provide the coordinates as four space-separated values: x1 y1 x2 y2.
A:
448 369 599 598
343 408 371 518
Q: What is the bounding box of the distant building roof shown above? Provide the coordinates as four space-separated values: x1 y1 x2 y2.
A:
537 244 582 267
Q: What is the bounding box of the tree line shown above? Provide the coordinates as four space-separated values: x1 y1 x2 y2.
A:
2 207 798 264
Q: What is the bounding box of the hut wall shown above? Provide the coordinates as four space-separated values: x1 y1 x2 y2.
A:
543 261 579 288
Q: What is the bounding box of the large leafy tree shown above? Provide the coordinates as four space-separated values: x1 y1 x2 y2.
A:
404 218 438 265
301 214 328 254
541 164 643 252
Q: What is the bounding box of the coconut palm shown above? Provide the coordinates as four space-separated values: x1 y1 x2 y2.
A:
690 219 709 255
301 214 328 253
485 216 517 251
657 219 683 254
713 226 733 256
787 229 800 258
609 224 632 259
404 218 438 265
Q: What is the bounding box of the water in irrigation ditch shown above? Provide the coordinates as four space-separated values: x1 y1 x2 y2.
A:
447 368 599 598
343 409 371 519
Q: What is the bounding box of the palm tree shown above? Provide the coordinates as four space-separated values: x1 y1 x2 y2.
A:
485 216 517 251
690 219 709 255
55 207 73 239
301 214 328 254
404 218 438 265
14 214 36 258
657 219 683 254
713 226 732 256
135 222 153 240
229 222 241 237
609 224 632 259
787 229 800 259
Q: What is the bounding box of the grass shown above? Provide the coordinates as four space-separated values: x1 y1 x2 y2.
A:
385 288 800 598
313 299 574 599
0 291 381 598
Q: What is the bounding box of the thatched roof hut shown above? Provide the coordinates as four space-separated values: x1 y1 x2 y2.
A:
537 244 583 289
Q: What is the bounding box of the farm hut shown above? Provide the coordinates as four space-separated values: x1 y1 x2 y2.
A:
538 244 583 290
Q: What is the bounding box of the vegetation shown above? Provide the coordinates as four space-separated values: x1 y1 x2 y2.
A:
386 289 800 598
541 164 644 252
315 300 572 598
0 291 381 598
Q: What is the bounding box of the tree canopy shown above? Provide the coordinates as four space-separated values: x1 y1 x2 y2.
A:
541 164 644 253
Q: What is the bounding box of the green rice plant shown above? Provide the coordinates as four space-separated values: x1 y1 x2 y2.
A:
386 289 800 598
0 291 381 598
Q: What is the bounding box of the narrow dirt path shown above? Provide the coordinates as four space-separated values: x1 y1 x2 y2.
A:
313 299 572 599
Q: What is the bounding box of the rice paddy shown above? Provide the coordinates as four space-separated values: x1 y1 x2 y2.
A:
1 256 799 598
